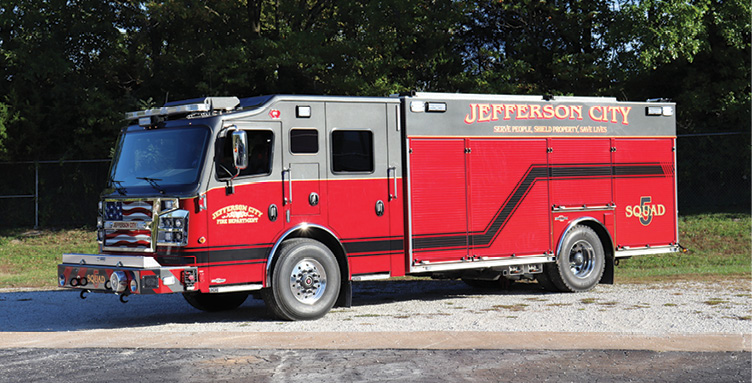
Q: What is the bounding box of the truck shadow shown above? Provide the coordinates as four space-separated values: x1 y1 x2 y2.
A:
350 279 545 306
0 279 547 332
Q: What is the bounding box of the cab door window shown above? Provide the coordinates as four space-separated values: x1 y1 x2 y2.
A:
216 130 273 179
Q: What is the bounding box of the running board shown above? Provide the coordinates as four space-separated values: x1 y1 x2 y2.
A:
615 245 680 258
209 283 263 293
352 273 391 281
410 254 554 273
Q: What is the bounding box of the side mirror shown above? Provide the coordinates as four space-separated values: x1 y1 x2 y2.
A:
231 129 248 170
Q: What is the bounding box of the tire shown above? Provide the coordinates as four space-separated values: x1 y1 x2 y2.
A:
262 238 341 321
547 225 605 292
183 291 248 312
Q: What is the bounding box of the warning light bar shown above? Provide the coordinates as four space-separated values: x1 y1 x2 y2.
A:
125 103 211 121
124 97 240 122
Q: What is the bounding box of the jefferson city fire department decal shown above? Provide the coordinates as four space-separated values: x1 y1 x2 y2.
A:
212 204 263 224
625 196 666 226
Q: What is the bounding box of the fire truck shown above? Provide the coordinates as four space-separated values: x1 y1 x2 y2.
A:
58 92 679 320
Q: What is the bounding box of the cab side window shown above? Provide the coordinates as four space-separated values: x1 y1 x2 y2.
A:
290 129 318 154
331 130 373 173
216 130 273 179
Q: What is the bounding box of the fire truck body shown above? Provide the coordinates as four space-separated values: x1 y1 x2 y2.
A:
58 92 678 320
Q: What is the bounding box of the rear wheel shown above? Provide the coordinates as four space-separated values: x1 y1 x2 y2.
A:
262 238 341 321
183 291 248 312
547 225 605 292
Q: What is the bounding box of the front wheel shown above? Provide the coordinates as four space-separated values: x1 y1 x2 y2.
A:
262 238 341 321
546 225 605 292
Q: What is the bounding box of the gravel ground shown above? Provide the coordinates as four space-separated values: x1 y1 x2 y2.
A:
1 279 749 335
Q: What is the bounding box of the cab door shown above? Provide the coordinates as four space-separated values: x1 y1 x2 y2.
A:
325 102 393 276
205 122 283 288
281 102 326 221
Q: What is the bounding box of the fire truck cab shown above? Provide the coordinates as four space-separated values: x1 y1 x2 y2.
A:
58 92 679 320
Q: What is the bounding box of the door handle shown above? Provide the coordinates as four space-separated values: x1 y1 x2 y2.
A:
388 167 398 200
282 168 292 205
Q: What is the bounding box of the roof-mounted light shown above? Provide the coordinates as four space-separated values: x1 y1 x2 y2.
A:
125 103 211 121
646 106 674 116
124 97 240 122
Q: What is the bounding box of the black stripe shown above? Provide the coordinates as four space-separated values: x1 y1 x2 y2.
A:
347 251 397 258
413 235 467 250
550 166 612 178
156 246 270 266
343 238 404 254
209 281 263 288
614 165 665 176
156 237 406 266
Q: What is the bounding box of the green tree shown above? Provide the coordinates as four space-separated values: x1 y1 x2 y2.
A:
610 0 750 210
0 103 10 157
0 0 134 160
458 0 616 95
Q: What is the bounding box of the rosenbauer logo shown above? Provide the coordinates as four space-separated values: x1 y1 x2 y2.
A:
212 204 263 225
625 196 666 226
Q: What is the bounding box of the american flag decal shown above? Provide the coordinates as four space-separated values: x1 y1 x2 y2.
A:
104 201 154 250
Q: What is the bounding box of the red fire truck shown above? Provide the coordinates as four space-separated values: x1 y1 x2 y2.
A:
58 92 679 320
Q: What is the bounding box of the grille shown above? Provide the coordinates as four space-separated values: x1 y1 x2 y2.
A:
103 200 154 251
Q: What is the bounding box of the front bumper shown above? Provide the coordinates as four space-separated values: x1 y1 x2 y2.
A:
57 253 197 295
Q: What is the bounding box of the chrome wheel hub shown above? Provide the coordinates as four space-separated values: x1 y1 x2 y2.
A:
289 259 327 304
569 240 595 278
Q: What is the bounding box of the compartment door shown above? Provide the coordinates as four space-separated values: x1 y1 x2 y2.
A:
468 138 550 258
409 138 469 264
613 138 677 247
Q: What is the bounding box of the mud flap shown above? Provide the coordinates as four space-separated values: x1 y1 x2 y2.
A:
335 280 352 308
600 255 614 284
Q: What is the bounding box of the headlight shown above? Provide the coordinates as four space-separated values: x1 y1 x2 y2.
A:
157 209 189 246
161 199 178 212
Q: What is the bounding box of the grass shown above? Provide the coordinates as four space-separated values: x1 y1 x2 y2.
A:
0 213 749 289
616 213 751 283
0 228 97 288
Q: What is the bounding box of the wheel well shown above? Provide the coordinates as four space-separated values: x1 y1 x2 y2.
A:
571 219 615 285
267 226 351 307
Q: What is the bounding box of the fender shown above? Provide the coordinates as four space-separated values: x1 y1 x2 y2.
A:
265 223 352 306
555 216 615 284
555 217 614 256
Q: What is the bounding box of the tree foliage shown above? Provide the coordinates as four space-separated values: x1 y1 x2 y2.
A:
0 0 748 163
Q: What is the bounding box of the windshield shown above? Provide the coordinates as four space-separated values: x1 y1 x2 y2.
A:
109 125 210 194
